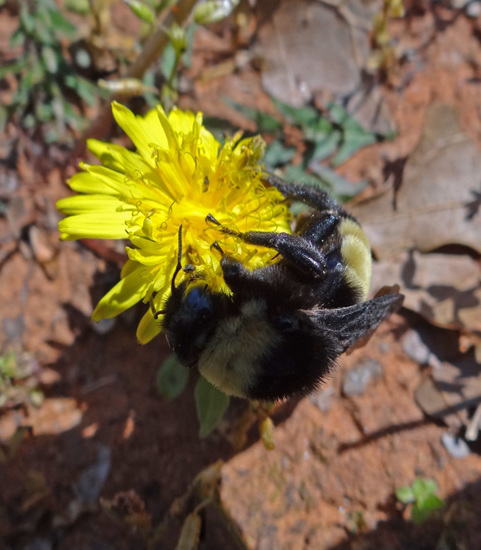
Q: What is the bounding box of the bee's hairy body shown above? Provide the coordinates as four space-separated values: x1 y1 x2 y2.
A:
161 175 402 401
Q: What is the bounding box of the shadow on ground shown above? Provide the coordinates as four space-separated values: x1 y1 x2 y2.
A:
1 307 480 550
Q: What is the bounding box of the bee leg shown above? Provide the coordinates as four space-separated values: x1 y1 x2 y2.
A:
240 231 330 279
241 207 342 278
265 174 340 213
220 255 269 295
210 241 225 256
206 213 339 280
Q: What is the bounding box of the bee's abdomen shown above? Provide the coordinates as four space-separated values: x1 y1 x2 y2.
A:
338 218 372 301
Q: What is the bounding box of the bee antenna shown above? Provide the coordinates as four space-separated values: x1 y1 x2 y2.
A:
171 224 183 294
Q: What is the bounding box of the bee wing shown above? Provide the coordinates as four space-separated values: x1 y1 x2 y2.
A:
306 292 404 352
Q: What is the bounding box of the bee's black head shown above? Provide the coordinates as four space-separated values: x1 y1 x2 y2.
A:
162 283 224 368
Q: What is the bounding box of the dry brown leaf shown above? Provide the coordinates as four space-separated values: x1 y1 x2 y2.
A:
350 104 481 257
372 250 481 334
253 0 375 105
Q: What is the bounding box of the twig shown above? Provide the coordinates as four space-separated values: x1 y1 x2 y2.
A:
71 0 197 161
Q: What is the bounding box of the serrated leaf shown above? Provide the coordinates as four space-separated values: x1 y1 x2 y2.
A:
195 377 229 438
395 486 415 504
283 164 330 189
332 130 377 166
309 130 341 162
309 163 368 201
272 97 319 127
327 102 378 166
263 140 296 169
223 97 282 133
156 354 189 400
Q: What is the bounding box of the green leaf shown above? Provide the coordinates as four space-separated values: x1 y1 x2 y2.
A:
223 97 282 133
161 41 177 80
418 493 444 512
10 27 26 48
309 163 368 201
395 486 415 504
41 46 59 73
156 354 189 400
327 103 377 166
72 75 99 105
309 130 341 162
64 0 91 15
272 97 319 127
124 0 156 25
155 0 179 10
46 8 78 36
195 377 230 438
34 15 55 45
263 140 296 169
412 478 437 501
283 164 329 189
411 495 444 525
19 3 35 35
35 101 54 122
62 99 87 129
332 130 377 166
0 57 28 79
182 22 197 69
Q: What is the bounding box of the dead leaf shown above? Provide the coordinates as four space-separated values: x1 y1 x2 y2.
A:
371 250 481 337
350 104 481 257
415 358 481 433
415 377 464 430
254 0 375 106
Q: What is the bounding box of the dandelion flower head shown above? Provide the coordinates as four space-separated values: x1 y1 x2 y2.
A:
57 102 291 343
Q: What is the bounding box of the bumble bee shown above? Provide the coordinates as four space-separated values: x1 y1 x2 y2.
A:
159 175 403 401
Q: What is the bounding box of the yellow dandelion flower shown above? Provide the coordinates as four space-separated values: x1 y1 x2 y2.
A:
57 102 291 344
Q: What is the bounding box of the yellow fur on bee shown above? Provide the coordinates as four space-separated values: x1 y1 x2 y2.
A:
339 218 372 301
198 299 279 397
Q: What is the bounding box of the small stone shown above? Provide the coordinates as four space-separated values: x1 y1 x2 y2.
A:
2 314 25 342
466 1 481 17
402 329 442 369
441 433 471 459
342 358 383 396
403 329 430 365
90 317 116 335
310 386 334 412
